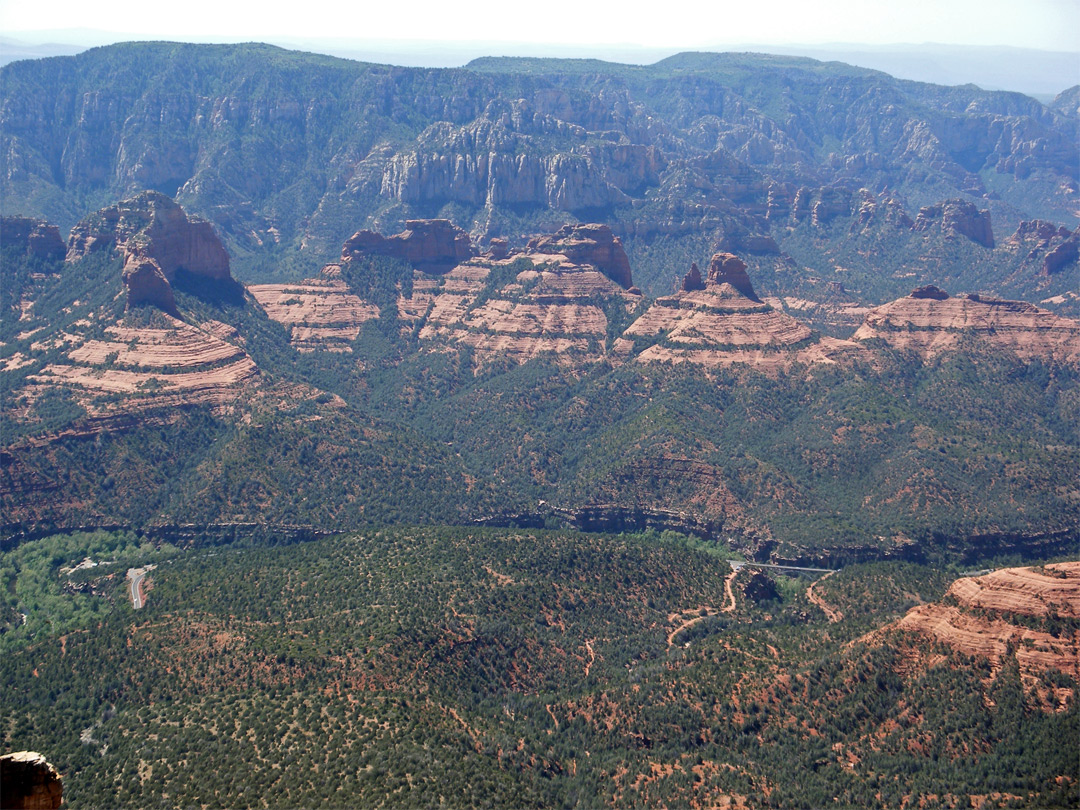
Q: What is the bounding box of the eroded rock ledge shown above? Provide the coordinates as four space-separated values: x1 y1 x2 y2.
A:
895 562 1080 710
0 751 63 810
67 190 234 314
342 219 474 273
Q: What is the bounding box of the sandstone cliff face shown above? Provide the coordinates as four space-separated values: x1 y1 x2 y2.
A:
342 219 473 273
67 191 233 312
913 199 995 248
0 216 65 261
368 99 650 213
853 287 1080 363
895 562 1080 709
67 190 230 281
525 223 633 288
0 751 63 810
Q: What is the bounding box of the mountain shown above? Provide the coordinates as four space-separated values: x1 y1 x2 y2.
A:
3 199 1078 564
1 42 1077 314
1 43 1078 808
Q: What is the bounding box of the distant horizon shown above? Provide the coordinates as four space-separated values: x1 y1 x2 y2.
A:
2 29 1076 99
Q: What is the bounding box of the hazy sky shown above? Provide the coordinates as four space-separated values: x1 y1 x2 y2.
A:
2 0 1078 52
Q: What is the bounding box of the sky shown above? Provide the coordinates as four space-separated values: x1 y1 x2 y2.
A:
2 0 1078 52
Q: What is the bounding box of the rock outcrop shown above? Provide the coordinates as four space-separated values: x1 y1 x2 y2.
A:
122 257 178 315
681 262 705 292
1043 230 1079 275
248 265 380 352
913 199 995 248
67 190 230 280
0 751 63 809
853 287 1080 363
706 252 759 301
0 217 66 261
342 219 474 273
66 191 233 312
619 254 842 369
895 562 1080 706
1005 220 1078 276
909 284 950 300
526 224 633 288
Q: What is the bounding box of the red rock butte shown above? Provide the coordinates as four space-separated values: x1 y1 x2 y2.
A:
66 191 233 313
342 219 474 273
853 286 1080 363
893 562 1080 709
526 223 634 289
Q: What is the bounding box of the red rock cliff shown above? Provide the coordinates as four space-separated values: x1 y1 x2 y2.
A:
1 217 66 261
526 223 633 288
342 219 474 273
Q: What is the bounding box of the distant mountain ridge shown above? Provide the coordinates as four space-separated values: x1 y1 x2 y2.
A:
1 41 1076 310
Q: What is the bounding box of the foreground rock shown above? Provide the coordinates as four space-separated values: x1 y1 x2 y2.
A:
66 191 234 312
0 751 63 809
853 286 1080 363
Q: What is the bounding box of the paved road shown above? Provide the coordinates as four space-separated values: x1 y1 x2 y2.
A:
126 567 149 609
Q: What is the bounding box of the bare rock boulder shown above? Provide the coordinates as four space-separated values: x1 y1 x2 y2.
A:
0 751 63 810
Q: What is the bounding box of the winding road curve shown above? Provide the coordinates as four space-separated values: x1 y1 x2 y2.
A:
126 567 152 609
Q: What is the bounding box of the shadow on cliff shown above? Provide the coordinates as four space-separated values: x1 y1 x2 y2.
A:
172 268 247 308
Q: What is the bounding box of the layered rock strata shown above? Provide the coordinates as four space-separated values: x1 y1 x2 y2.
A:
896 562 1080 705
398 254 638 364
249 267 380 353
621 253 847 368
29 315 258 414
853 287 1080 363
